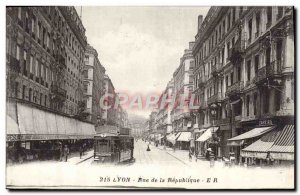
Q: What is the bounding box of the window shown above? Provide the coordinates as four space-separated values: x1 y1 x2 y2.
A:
253 93 257 115
29 55 33 73
34 59 38 76
22 85 26 99
35 60 39 77
225 76 229 89
254 55 259 74
232 7 236 24
248 19 252 43
18 7 22 19
29 88 32 102
40 64 44 79
247 60 251 81
230 72 234 85
276 39 283 66
45 67 48 82
31 17 35 33
16 45 20 60
47 32 50 48
277 7 283 19
40 93 43 105
246 95 250 116
275 90 281 111
33 91 36 103
256 12 261 36
227 13 231 31
237 66 241 81
45 95 47 106
267 7 272 27
37 22 41 39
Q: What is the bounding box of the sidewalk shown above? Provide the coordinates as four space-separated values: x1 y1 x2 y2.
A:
151 142 223 168
65 150 94 165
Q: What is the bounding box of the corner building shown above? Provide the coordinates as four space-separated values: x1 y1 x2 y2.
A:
192 7 294 161
6 6 87 116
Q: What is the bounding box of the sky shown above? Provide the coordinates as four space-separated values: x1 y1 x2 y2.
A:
76 6 209 118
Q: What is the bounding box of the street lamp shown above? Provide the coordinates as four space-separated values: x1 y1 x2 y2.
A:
209 104 219 158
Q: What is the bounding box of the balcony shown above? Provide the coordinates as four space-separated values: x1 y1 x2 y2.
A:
8 56 21 73
225 81 244 98
216 117 230 125
254 60 283 85
199 101 208 110
228 39 244 65
198 76 207 89
234 115 242 121
57 54 67 68
207 92 223 105
51 84 67 101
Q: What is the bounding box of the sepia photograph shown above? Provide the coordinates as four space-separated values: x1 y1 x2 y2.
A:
5 5 295 190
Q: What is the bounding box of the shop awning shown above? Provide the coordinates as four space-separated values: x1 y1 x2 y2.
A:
7 102 96 141
228 126 275 141
7 115 20 135
268 125 294 160
177 132 192 142
167 132 181 144
196 127 219 142
242 130 280 153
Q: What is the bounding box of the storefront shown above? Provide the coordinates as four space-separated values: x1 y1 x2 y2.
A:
227 126 276 163
176 131 192 150
166 132 181 148
195 127 219 157
6 102 96 163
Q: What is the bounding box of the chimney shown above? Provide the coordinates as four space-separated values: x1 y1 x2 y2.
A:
198 15 203 31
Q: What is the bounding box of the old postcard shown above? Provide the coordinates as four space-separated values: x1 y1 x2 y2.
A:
5 6 295 189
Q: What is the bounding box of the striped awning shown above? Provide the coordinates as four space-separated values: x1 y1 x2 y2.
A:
6 102 96 141
269 125 294 153
228 126 275 141
242 130 281 153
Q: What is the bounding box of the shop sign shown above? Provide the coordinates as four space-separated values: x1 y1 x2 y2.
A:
259 119 274 126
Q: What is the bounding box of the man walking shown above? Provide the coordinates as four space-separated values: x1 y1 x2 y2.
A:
63 145 70 162
79 145 83 159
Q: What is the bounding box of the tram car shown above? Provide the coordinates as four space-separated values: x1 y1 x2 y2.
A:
94 127 134 163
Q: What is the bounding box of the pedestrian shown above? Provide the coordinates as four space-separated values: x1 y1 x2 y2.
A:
79 145 83 159
189 148 193 162
83 143 86 155
63 145 70 162
146 143 151 151
59 143 63 161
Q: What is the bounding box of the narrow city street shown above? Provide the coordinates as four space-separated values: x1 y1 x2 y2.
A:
7 139 294 189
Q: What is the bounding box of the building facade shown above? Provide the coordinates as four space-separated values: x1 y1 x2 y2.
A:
83 44 106 124
192 6 294 159
6 6 87 116
172 42 195 133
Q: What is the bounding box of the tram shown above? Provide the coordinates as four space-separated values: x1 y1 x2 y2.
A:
94 127 134 163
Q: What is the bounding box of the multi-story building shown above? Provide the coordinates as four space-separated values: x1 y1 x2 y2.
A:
192 6 294 160
156 79 174 135
172 42 195 133
83 44 106 124
148 110 158 133
6 6 87 116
